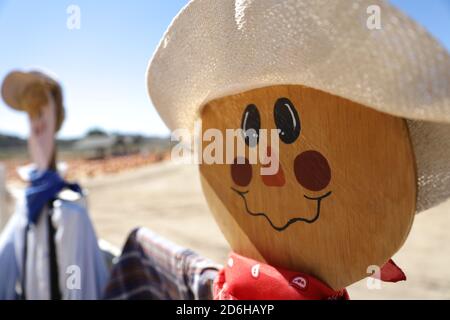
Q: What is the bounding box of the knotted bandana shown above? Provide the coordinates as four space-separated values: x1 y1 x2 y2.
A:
214 252 406 300
25 170 82 225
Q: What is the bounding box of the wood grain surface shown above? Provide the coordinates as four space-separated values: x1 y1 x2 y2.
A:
200 85 416 289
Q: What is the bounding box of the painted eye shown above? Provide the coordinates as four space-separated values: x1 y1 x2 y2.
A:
241 104 261 148
274 98 301 144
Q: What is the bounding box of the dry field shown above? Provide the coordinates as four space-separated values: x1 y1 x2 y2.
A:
3 152 170 184
81 161 450 300
4 160 450 299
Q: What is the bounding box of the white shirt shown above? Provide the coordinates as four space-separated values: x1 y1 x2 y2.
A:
0 190 109 300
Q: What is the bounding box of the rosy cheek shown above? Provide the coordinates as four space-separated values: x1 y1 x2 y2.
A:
294 150 331 192
231 157 252 187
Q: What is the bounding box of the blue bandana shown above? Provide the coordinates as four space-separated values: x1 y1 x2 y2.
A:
25 170 82 225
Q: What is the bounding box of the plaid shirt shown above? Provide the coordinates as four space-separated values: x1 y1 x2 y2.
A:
103 228 221 300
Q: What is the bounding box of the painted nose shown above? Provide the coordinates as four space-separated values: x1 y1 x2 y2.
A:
261 146 286 187
294 150 331 192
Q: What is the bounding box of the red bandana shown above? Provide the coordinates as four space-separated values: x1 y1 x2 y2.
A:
214 253 406 300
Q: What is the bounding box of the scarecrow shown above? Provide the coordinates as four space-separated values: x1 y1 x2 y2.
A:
0 70 108 300
147 0 450 300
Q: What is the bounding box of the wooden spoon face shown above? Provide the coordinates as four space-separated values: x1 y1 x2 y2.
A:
200 85 416 289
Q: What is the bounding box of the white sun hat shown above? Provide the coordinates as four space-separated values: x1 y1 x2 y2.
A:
147 0 450 213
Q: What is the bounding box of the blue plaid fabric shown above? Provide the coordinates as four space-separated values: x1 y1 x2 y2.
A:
103 228 221 300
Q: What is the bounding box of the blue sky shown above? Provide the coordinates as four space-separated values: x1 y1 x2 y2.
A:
0 0 449 139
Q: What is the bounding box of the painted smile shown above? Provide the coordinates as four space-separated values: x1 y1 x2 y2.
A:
231 187 332 232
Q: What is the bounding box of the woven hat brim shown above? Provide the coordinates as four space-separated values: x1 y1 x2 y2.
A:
1 71 43 111
1 70 65 131
147 0 450 132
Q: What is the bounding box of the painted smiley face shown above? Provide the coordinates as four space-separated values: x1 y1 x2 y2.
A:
230 98 333 231
200 85 416 289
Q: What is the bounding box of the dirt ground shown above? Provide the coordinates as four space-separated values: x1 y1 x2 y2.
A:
6 160 450 299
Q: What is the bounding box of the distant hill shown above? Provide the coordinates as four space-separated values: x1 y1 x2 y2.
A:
0 133 77 149
0 133 27 149
0 132 171 160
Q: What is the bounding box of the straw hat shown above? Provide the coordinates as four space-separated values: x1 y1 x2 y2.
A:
147 0 450 213
1 70 65 132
